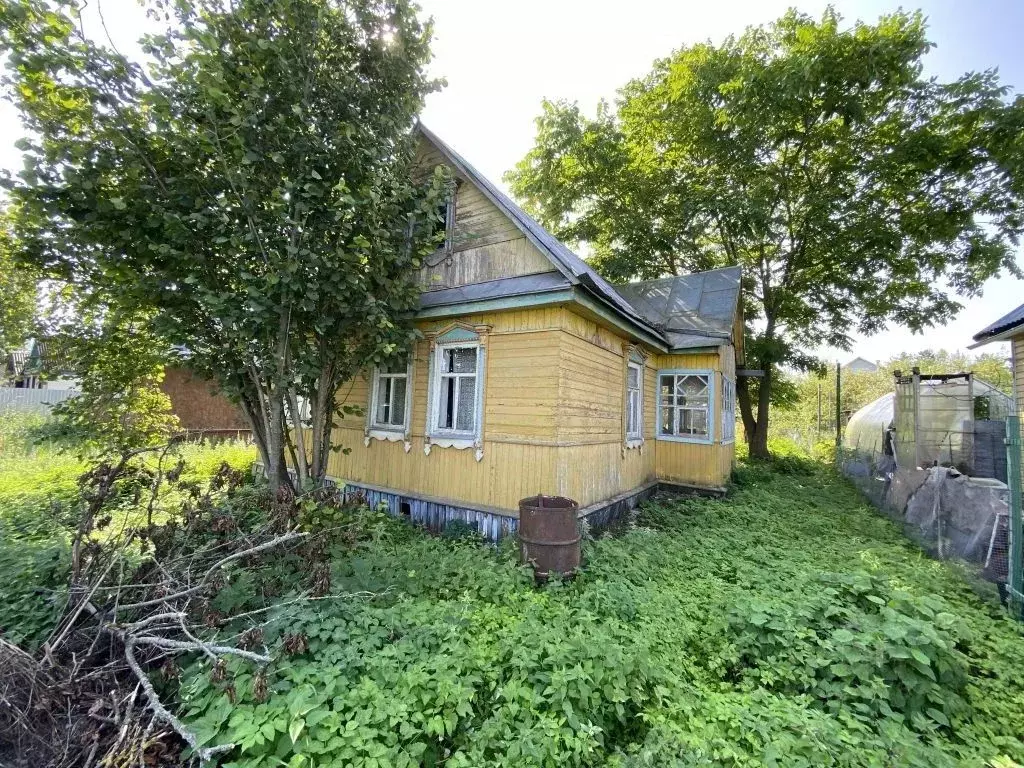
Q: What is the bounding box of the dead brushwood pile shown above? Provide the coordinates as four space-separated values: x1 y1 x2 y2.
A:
0 445 354 768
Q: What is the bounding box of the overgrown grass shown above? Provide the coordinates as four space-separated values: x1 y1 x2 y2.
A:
0 411 257 647
2 421 1023 767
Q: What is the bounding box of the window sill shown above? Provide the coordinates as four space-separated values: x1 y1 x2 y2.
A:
656 434 714 445
364 429 412 453
424 435 483 462
624 438 644 451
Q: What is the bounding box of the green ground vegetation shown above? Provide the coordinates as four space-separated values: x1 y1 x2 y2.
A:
1 418 1023 767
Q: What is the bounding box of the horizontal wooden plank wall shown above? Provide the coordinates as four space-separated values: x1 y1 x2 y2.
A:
324 309 563 512
416 140 554 291
315 305 736 514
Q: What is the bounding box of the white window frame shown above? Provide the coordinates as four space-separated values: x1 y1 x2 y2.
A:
369 361 411 433
428 340 482 442
656 369 716 444
721 375 736 444
625 360 644 445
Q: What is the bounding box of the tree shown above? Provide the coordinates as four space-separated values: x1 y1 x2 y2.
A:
0 207 38 359
506 8 1024 458
0 0 447 490
46 309 180 455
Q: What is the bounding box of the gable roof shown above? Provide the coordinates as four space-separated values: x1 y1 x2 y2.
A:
972 302 1024 345
416 125 741 352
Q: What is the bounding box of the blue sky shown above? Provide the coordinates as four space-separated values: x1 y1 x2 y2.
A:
2 0 1021 364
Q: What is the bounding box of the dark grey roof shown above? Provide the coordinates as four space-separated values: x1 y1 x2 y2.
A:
419 272 571 310
973 302 1024 342
418 125 658 335
614 266 742 349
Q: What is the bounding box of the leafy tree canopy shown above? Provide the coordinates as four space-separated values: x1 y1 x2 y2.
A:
0 206 39 359
0 0 447 489
44 309 180 455
506 8 1024 457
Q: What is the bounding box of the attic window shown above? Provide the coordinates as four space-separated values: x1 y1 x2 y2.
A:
428 187 456 252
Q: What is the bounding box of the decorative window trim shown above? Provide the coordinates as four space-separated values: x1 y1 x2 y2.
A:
423 322 490 462
364 358 414 453
622 344 648 452
656 368 716 444
721 374 736 445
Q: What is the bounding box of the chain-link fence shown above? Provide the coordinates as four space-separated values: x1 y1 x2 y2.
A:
840 372 1019 615
1006 416 1023 619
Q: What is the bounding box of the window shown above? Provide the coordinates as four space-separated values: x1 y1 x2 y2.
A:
431 343 479 436
427 189 456 252
721 376 736 443
626 361 643 440
371 359 409 430
658 371 713 442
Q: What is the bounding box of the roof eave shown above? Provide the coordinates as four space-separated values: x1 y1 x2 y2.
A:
969 324 1024 348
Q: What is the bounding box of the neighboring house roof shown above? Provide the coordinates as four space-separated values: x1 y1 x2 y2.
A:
416 125 742 353
972 302 1024 345
5 340 72 378
843 356 879 372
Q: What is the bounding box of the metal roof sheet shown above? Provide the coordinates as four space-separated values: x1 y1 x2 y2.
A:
614 266 742 343
973 302 1024 342
419 272 570 309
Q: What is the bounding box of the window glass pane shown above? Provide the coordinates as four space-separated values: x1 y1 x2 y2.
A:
444 347 476 374
679 375 708 400
391 377 406 425
456 377 476 431
660 407 675 435
659 375 674 397
375 377 391 424
439 377 456 429
627 365 640 389
681 408 708 436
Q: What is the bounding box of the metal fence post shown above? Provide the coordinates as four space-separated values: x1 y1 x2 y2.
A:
1006 415 1023 619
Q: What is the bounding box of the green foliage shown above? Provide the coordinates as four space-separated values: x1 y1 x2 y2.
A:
0 0 447 489
725 572 970 729
42 311 180 455
0 205 39 358
507 8 1024 456
0 419 255 649
5 420 1024 765
169 447 1024 768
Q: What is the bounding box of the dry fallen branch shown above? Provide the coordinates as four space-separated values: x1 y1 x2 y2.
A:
2 452 341 768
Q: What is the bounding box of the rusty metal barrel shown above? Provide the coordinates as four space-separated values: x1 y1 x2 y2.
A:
518 495 581 581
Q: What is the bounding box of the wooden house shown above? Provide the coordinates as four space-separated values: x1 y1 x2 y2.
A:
973 301 1024 478
316 127 744 538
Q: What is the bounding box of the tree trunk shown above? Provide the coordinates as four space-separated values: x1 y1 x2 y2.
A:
750 366 772 459
737 368 773 459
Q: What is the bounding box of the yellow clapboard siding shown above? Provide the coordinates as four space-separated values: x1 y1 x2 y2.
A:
297 292 737 512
